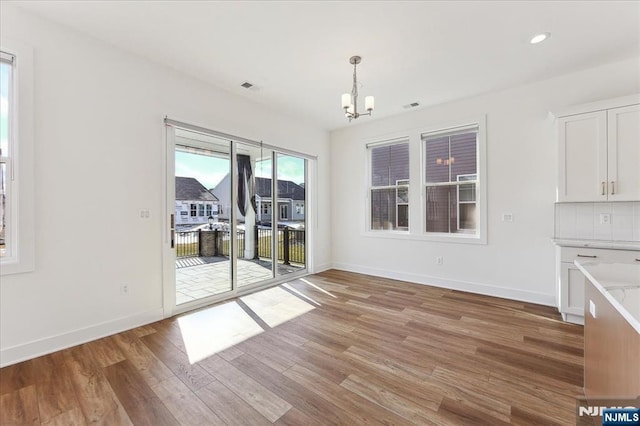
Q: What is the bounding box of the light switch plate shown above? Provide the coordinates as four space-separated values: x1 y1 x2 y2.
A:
589 300 596 318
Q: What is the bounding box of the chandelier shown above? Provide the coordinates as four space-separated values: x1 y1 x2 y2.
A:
341 56 374 122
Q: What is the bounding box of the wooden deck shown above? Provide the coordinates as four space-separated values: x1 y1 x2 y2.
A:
0 270 584 425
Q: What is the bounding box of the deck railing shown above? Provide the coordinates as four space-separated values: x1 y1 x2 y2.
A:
176 226 305 265
175 231 200 258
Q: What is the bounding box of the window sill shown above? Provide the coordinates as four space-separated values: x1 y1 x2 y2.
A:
363 230 486 245
1 256 35 276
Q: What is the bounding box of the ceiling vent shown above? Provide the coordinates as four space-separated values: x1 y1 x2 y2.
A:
403 102 420 109
240 81 254 89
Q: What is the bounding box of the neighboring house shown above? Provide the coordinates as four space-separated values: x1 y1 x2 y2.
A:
211 175 305 224
175 177 220 227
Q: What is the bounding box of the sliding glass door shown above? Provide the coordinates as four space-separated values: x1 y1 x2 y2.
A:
165 122 310 312
173 129 232 305
276 153 306 276
236 142 274 288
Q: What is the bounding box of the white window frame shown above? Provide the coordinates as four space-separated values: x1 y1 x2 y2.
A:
365 137 410 233
456 173 477 231
279 203 288 220
395 179 409 230
361 117 486 244
421 118 487 244
262 201 271 215
1 40 35 276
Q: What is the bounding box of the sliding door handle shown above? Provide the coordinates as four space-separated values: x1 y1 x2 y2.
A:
170 214 175 248
601 181 606 196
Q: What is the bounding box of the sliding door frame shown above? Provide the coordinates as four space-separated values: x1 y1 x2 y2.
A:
162 118 316 318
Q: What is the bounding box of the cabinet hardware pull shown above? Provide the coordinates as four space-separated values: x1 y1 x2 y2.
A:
577 254 597 258
636 259 640 262
611 181 615 195
601 181 606 196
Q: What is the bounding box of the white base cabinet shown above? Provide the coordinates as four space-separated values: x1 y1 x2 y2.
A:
556 246 639 324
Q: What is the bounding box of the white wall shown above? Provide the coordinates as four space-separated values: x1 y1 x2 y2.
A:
0 5 331 366
330 56 640 305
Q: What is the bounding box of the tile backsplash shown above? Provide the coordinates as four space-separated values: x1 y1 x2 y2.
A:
555 202 640 242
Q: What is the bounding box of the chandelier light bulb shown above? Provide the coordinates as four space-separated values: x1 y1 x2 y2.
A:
341 93 352 109
365 96 375 112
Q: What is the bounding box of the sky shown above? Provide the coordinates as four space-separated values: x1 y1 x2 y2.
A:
175 151 305 190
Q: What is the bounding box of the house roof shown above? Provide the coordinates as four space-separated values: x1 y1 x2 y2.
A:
256 177 305 201
176 177 219 202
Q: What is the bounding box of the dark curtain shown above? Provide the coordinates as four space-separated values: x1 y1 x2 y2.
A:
237 154 256 216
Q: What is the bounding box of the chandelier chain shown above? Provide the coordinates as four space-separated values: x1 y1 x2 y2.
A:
352 61 358 100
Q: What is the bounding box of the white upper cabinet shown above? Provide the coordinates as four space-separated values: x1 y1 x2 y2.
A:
608 104 640 201
557 111 607 201
556 96 640 202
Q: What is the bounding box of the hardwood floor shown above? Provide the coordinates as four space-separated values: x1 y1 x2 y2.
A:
0 270 585 425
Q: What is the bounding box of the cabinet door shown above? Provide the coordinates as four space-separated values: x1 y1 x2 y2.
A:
560 262 586 318
608 104 640 201
557 111 608 201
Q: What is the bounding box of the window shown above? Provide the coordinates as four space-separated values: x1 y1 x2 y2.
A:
261 202 271 215
279 204 288 220
205 204 212 216
368 141 409 230
295 203 303 215
198 204 204 217
423 125 480 236
0 52 12 259
457 174 477 230
396 179 409 229
1 41 35 275
190 204 197 217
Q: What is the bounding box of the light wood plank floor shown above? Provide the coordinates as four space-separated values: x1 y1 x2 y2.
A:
0 270 584 425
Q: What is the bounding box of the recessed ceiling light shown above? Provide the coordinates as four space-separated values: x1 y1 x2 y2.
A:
530 32 551 44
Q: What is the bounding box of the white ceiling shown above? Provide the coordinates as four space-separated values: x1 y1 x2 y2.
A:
12 1 640 130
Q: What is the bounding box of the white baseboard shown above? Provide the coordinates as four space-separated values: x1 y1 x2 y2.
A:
313 262 332 274
0 308 164 368
330 262 556 307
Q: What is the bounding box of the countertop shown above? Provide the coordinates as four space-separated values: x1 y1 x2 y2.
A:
575 261 640 334
554 238 640 251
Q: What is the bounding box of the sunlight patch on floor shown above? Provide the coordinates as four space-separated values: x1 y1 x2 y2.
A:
300 277 337 298
281 282 321 307
241 286 315 328
177 301 264 364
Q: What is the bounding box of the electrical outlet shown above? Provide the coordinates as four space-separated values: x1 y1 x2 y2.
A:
120 284 129 296
502 213 514 222
599 213 611 225
436 256 444 265
139 209 150 219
